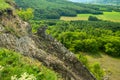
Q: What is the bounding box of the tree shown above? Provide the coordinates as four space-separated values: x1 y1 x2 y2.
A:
104 36 120 56
88 16 100 21
16 8 34 21
83 39 99 52
90 62 104 80
73 40 84 52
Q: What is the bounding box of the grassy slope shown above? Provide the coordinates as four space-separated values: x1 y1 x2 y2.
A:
60 14 91 21
0 0 10 10
84 53 120 80
60 11 120 22
97 12 120 22
0 48 59 80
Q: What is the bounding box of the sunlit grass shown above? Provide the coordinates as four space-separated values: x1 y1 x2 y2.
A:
0 0 10 10
96 12 120 22
84 53 120 80
0 48 58 80
60 11 120 22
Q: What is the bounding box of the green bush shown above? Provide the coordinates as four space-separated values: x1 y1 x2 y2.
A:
78 54 88 66
83 39 99 53
0 48 58 80
16 8 34 21
90 62 105 80
73 40 84 52
88 16 100 21
104 36 120 56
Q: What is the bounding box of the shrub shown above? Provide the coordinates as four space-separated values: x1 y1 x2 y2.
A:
88 16 100 21
83 39 99 53
102 36 120 57
16 8 34 21
78 54 88 66
73 40 84 52
90 62 105 80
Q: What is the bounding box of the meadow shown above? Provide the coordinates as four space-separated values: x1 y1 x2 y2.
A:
75 52 120 80
84 53 120 80
60 11 120 22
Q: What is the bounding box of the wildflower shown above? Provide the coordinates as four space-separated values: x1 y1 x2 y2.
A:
0 65 4 71
11 72 36 80
11 75 17 80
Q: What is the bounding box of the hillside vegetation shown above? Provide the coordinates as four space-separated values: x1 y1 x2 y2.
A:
0 48 59 80
0 0 10 10
47 21 120 57
45 20 120 80
15 0 120 20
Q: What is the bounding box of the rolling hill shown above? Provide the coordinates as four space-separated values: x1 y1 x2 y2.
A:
15 0 120 20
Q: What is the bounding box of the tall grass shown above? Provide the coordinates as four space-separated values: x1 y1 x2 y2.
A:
0 48 58 80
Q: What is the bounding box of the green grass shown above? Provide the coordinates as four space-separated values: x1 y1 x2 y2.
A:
84 52 120 80
0 48 58 80
94 12 120 22
60 14 91 21
0 0 10 10
60 11 120 22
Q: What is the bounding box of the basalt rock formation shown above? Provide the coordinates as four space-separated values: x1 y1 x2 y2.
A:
0 1 96 80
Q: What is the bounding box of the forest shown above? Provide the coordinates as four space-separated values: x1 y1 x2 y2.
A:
47 21 120 56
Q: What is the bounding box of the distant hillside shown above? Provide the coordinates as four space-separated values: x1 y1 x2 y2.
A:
68 0 92 3
69 0 120 5
90 0 120 5
14 0 105 20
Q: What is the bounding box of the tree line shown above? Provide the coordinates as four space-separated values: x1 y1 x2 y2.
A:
47 21 120 57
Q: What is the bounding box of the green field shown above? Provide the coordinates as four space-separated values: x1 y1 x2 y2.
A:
60 11 120 22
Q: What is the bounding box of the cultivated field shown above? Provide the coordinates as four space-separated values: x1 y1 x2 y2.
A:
60 11 120 22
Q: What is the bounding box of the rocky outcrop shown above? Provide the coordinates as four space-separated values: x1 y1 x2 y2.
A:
32 27 96 80
0 2 96 80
